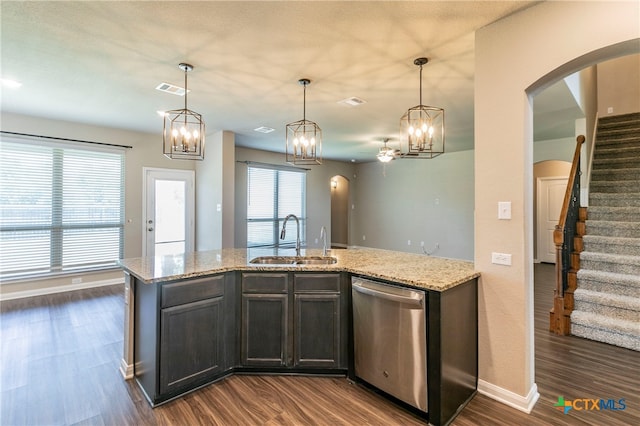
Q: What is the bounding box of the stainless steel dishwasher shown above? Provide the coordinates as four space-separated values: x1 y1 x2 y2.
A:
352 277 427 412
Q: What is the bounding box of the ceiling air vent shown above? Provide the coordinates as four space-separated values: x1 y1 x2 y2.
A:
155 82 187 96
338 96 367 107
254 126 275 134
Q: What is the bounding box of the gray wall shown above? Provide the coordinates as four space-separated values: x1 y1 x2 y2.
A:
352 150 475 261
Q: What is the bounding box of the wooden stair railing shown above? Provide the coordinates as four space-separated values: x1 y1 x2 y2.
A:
550 135 585 335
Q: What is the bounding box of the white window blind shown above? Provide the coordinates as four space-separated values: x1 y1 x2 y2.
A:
247 165 306 248
0 138 124 278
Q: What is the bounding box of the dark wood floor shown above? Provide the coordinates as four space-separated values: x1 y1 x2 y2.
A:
1 264 638 425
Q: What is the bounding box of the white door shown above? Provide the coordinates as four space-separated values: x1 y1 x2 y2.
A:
143 168 195 257
537 177 569 263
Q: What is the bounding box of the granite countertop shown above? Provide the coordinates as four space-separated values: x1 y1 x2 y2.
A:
118 247 479 292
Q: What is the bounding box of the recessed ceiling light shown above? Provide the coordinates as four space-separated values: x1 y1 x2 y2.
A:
1 78 22 89
254 126 275 134
155 82 187 96
338 97 366 107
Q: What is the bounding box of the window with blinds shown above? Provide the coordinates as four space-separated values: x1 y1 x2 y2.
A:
247 165 306 248
0 137 124 279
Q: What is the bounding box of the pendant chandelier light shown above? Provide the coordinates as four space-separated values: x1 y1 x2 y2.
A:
400 57 444 159
286 78 322 165
377 139 398 163
163 63 205 160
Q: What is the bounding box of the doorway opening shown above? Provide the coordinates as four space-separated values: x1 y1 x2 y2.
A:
330 175 349 249
142 168 195 257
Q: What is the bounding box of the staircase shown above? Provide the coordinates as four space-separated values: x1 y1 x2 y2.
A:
570 112 640 351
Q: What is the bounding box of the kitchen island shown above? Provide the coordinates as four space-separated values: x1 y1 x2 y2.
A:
119 247 479 425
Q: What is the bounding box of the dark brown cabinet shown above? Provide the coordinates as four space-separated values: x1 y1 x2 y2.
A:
294 274 343 368
240 273 289 366
159 295 224 394
134 273 236 405
240 272 346 370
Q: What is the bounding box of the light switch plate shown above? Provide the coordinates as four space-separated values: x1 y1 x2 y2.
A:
498 201 511 219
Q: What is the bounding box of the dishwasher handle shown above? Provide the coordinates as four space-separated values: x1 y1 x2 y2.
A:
352 281 424 307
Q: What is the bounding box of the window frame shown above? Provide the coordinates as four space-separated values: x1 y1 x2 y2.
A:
0 135 125 281
246 163 307 249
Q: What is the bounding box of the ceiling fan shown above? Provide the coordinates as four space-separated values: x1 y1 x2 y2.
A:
376 139 401 163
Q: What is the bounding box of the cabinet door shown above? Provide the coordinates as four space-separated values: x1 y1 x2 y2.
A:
241 294 289 366
160 296 224 395
294 293 341 368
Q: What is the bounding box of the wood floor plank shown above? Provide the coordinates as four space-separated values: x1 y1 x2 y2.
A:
1 264 638 425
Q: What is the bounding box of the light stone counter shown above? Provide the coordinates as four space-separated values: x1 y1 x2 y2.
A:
118 247 479 292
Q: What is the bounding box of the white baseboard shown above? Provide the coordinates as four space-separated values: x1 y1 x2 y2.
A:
477 379 540 414
0 277 124 301
119 358 134 380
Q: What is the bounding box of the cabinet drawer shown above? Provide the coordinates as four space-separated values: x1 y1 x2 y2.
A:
242 273 288 293
294 273 341 293
161 275 225 308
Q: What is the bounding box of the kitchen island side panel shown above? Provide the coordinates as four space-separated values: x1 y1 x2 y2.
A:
134 277 161 403
428 278 478 426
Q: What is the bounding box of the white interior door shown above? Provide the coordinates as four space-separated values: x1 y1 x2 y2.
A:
143 168 195 257
537 177 569 263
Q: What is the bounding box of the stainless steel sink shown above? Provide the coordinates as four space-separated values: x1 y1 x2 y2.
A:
250 256 337 265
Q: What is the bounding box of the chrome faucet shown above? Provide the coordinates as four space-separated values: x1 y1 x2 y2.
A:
320 226 328 256
281 214 301 256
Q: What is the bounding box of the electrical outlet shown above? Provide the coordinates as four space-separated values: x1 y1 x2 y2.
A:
407 240 411 246
420 241 425 247
362 235 366 241
72 277 82 284
491 252 512 266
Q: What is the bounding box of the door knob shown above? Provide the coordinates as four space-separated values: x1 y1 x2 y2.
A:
148 227 154 232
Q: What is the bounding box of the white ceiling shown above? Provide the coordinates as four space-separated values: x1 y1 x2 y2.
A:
1 1 582 162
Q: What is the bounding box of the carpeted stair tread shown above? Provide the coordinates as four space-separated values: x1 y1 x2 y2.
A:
592 157 640 170
596 136 640 148
573 288 640 322
589 180 640 193
582 234 640 255
585 220 640 238
594 145 640 159
577 269 640 298
571 310 640 339
591 167 640 181
570 312 640 351
578 268 640 286
589 192 640 207
586 206 640 222
581 250 640 262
